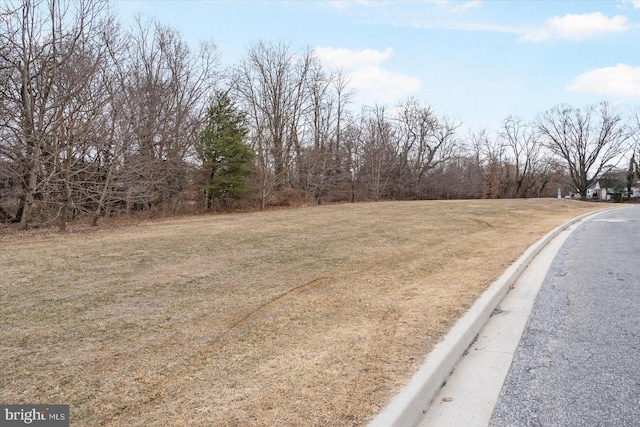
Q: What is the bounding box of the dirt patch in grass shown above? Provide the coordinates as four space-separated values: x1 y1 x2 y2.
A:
0 199 608 426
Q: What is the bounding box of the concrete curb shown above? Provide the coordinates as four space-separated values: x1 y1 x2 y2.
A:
368 208 612 427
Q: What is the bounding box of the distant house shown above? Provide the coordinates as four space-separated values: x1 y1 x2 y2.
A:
587 179 640 200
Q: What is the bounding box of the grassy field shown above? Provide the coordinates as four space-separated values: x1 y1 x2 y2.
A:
0 199 607 426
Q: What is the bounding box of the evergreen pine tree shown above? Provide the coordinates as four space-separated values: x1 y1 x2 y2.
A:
198 91 254 209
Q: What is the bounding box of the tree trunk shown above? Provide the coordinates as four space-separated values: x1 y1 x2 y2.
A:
59 154 72 232
91 171 113 227
0 206 11 223
18 145 40 230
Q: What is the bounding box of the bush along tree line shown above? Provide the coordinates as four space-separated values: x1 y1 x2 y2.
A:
1 1 640 231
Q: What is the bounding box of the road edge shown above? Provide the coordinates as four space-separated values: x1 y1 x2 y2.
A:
367 207 614 427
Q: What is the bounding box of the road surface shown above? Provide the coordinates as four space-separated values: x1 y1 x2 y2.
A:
489 205 640 426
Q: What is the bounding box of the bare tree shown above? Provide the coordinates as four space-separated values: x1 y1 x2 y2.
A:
359 105 396 201
116 18 218 216
0 3 221 227
394 98 459 198
469 129 504 199
332 69 353 164
536 103 631 199
299 63 354 203
52 11 118 231
341 117 364 203
325 69 355 201
0 0 113 230
88 23 129 226
299 56 333 203
500 115 552 198
233 41 312 207
429 146 484 199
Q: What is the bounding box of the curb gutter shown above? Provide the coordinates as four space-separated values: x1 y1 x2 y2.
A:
367 208 612 427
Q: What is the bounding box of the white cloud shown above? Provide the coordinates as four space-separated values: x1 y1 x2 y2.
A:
315 47 393 69
568 64 640 97
329 0 481 15
449 0 482 14
327 1 520 36
315 47 421 105
328 0 391 9
622 0 640 8
350 66 422 104
522 12 628 42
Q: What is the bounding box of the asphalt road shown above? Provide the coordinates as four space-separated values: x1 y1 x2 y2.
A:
489 205 640 427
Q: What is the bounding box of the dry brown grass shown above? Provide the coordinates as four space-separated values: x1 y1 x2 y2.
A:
0 199 607 426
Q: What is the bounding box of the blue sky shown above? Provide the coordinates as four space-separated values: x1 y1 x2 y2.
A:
113 0 640 132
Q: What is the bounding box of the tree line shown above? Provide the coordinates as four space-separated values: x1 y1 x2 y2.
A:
1 0 639 231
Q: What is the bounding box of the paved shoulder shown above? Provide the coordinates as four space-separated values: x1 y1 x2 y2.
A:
490 205 640 426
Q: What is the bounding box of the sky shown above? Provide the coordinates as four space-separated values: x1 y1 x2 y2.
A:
112 0 640 132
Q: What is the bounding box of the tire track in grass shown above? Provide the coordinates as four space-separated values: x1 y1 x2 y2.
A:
204 276 330 349
102 277 333 423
